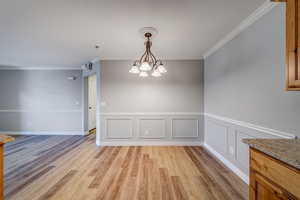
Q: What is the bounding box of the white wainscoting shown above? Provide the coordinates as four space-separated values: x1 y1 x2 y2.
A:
99 113 203 146
139 118 166 139
171 118 199 138
203 113 295 184
105 118 133 139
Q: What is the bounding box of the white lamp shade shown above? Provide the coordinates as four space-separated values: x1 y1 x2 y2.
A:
140 62 152 71
158 64 167 73
151 70 161 77
129 65 140 74
139 71 148 77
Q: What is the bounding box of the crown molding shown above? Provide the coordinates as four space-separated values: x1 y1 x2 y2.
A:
202 0 278 59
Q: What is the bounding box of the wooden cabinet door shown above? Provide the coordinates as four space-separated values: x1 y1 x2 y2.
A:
250 171 293 200
286 0 300 90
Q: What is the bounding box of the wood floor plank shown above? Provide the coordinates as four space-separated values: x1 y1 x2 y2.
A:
159 168 175 200
171 176 188 200
5 166 55 199
37 170 77 200
4 135 248 200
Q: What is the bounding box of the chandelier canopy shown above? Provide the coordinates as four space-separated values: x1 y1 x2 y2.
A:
129 30 167 77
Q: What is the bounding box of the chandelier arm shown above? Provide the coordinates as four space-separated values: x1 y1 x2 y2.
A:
139 50 147 64
149 51 158 67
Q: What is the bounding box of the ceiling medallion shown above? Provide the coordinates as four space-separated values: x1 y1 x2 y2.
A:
129 27 167 77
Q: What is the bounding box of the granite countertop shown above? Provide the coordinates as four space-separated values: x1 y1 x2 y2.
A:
0 134 14 145
243 138 300 170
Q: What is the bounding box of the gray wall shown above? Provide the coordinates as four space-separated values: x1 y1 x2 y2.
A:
204 4 299 181
99 60 204 145
204 4 300 137
0 70 83 132
100 60 204 113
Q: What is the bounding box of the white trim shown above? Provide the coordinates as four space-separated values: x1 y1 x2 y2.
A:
203 0 278 58
0 131 85 136
104 118 134 139
0 109 82 113
0 65 81 70
99 141 203 146
204 113 295 139
100 112 203 116
171 118 200 138
91 57 100 63
96 140 101 146
204 143 249 184
138 118 167 139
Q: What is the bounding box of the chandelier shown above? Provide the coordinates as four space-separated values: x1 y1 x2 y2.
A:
129 30 167 77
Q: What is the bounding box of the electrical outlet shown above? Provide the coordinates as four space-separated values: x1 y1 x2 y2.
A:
145 130 149 135
100 102 107 107
229 146 235 155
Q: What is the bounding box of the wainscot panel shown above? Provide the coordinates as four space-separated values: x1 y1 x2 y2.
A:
105 118 133 139
204 113 295 184
171 118 199 138
99 113 204 146
139 118 166 139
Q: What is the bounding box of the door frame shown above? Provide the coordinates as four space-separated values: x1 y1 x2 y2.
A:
87 74 97 131
82 61 101 146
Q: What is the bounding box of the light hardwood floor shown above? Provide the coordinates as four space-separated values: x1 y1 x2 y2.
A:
4 134 248 200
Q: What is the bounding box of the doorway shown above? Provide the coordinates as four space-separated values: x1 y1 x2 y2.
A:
87 74 97 134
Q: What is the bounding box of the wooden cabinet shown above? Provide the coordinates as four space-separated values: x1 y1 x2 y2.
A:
249 148 300 200
271 0 300 91
273 0 300 90
250 170 291 200
0 144 3 200
0 135 14 200
286 0 300 90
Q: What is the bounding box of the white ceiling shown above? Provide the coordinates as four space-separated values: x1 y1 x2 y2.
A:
0 0 265 68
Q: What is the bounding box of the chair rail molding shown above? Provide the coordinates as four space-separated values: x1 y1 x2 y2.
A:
0 131 85 135
204 113 295 139
0 64 81 70
0 109 82 113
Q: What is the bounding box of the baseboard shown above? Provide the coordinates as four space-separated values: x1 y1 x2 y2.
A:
98 140 203 146
204 143 249 184
0 131 85 136
96 140 101 146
